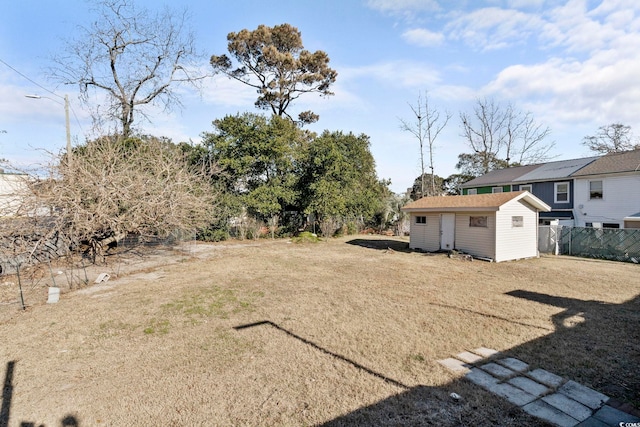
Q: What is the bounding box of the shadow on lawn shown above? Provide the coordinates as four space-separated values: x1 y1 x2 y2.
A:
346 238 412 253
1 361 80 427
235 289 640 425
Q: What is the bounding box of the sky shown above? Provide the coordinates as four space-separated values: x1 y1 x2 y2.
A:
1 0 639 193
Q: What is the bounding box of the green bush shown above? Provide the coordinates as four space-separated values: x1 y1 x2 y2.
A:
291 231 320 244
197 228 228 242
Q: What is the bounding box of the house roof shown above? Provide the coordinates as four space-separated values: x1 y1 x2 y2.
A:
461 156 600 188
461 164 541 187
571 149 640 177
515 156 599 182
401 191 551 212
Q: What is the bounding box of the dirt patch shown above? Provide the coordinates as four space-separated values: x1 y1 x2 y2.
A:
0 235 637 426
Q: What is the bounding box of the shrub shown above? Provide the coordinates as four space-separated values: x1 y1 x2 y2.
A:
291 232 319 244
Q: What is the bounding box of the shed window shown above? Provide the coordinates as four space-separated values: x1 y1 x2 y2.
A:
589 181 603 199
554 182 569 203
512 216 523 227
415 216 426 224
469 216 487 227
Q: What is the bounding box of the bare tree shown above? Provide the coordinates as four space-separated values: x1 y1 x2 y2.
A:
51 0 204 137
11 135 218 263
400 92 450 197
460 97 553 174
582 123 639 154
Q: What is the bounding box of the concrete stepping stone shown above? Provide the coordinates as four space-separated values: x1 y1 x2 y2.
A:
467 368 536 406
559 381 609 410
542 393 592 422
437 358 470 373
497 357 529 372
466 367 500 388
522 400 581 427
473 347 499 358
590 404 640 425
457 351 484 363
529 368 565 388
479 362 516 379
508 376 551 398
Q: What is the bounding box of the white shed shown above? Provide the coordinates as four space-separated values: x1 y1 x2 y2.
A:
401 191 551 262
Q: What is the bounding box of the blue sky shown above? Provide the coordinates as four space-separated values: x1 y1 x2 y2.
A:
1 0 639 192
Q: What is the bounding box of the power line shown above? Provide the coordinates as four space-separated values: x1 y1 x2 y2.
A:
0 57 85 136
0 57 62 100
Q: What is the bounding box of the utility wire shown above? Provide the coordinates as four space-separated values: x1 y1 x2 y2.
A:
0 57 62 100
0 57 85 136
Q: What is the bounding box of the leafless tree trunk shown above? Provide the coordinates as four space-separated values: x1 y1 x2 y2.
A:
460 98 553 173
50 0 205 137
400 91 450 197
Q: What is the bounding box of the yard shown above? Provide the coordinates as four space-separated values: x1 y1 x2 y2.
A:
0 236 638 426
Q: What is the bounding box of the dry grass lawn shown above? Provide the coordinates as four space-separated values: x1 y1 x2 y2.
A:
0 235 638 426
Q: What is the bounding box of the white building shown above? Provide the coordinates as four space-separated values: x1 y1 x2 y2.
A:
402 191 550 262
571 149 640 229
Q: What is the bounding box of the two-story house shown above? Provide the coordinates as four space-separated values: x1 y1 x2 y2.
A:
461 156 599 226
570 149 640 228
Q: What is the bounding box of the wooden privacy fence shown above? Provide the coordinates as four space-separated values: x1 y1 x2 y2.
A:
539 225 640 263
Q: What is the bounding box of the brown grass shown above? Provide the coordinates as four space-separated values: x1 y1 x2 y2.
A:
0 236 638 426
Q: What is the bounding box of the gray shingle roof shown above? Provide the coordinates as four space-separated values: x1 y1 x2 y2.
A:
515 156 599 182
461 164 541 187
571 149 640 176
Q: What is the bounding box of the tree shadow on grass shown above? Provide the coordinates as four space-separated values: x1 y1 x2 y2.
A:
345 238 412 253
235 289 640 425
320 291 640 425
504 290 640 413
234 321 550 426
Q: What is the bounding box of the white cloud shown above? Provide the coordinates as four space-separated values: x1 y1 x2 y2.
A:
402 28 445 47
340 60 441 88
446 7 544 50
366 0 440 13
484 45 640 127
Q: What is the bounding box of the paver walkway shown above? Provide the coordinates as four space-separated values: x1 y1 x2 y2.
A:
438 347 640 427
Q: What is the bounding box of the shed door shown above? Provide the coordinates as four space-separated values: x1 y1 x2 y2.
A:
440 213 455 250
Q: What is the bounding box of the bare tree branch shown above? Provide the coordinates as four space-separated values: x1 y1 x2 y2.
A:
50 0 206 137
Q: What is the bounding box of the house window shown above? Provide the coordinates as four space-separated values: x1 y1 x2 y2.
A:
492 187 503 193
603 223 620 229
469 216 487 227
415 216 426 224
554 182 569 203
467 189 477 195
589 180 603 199
520 184 532 192
512 216 523 227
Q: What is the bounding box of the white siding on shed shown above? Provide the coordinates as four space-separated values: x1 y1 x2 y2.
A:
495 199 538 262
455 212 496 260
409 213 440 251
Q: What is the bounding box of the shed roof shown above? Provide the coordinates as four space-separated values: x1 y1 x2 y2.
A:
461 164 540 187
401 191 551 212
571 149 640 177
